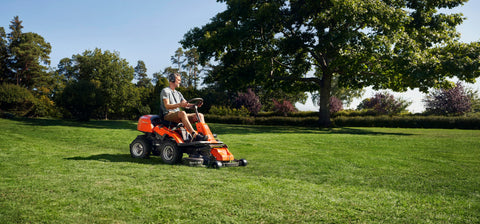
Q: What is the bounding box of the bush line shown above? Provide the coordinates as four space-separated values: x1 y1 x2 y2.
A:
205 114 480 129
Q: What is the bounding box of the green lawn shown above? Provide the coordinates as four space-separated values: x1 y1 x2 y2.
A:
0 118 479 223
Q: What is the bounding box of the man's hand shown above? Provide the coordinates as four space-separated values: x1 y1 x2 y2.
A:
179 100 189 108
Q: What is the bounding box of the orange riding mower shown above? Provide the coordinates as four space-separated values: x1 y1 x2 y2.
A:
129 98 247 168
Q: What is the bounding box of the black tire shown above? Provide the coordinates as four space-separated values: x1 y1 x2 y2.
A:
160 141 183 164
211 161 223 169
239 159 248 167
130 135 151 159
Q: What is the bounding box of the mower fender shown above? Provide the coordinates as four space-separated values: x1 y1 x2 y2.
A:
153 126 184 143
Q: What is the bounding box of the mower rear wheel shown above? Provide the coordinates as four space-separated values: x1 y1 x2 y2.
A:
160 141 183 164
130 135 151 159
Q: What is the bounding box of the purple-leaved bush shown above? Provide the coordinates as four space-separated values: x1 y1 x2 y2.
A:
357 92 410 115
235 88 262 116
424 82 471 115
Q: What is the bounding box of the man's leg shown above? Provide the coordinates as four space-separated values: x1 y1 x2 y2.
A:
164 111 195 133
187 113 205 123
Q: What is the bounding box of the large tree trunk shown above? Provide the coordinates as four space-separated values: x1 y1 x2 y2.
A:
318 72 332 127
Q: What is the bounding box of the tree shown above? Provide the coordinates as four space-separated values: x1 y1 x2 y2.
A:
56 48 137 119
182 0 480 127
424 82 471 115
184 48 202 89
7 16 51 89
56 80 105 121
134 60 152 88
171 47 185 73
0 27 9 82
1 16 57 117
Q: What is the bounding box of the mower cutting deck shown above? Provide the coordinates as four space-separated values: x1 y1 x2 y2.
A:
129 98 247 168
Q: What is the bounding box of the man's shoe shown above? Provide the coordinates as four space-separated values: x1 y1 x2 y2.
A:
194 133 208 141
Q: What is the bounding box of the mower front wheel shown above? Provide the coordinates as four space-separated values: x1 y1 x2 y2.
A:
130 135 151 159
160 141 183 165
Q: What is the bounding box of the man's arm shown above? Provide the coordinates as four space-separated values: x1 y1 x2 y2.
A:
163 98 188 110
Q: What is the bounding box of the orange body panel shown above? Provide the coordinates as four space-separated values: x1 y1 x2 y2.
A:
196 122 216 142
210 147 235 161
137 115 154 133
197 122 234 161
153 126 184 143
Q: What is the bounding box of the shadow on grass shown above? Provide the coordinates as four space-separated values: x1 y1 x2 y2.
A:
12 117 137 130
66 153 164 165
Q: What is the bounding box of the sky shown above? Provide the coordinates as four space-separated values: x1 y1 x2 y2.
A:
1 0 479 112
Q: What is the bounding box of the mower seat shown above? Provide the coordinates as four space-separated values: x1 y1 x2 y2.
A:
150 115 179 127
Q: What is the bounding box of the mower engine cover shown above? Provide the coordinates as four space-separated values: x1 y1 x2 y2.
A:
137 115 156 133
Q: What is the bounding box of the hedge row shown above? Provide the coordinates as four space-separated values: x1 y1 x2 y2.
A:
205 115 319 127
205 114 480 129
256 109 394 118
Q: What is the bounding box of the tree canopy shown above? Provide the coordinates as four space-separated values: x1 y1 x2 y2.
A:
2 16 51 90
182 0 480 126
57 48 137 120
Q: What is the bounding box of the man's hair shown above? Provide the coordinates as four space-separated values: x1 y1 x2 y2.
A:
168 73 180 83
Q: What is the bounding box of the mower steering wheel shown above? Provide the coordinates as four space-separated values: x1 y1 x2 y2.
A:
188 98 204 107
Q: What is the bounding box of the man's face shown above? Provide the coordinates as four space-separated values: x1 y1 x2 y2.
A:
175 76 182 87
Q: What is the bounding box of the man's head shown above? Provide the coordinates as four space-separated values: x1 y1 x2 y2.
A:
168 73 182 88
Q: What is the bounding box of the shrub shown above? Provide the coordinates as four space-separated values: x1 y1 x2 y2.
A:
424 82 472 115
329 96 343 113
0 83 36 116
56 80 105 121
205 114 480 129
235 88 262 116
208 105 250 117
357 92 410 115
272 99 298 116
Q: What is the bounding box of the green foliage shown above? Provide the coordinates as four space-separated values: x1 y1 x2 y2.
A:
0 27 9 81
0 17 60 117
134 60 151 88
6 16 51 89
0 82 35 116
333 116 480 129
56 48 138 120
56 80 105 121
208 105 249 117
467 88 480 112
206 113 480 129
332 109 379 118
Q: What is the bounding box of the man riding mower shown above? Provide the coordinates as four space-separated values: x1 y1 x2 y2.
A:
129 98 247 168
